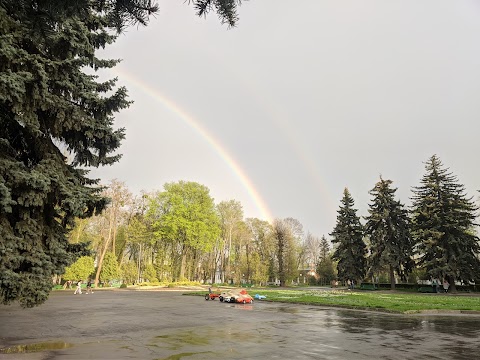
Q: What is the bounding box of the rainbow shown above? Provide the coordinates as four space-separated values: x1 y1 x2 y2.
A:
109 67 274 222
243 88 338 213
195 61 337 214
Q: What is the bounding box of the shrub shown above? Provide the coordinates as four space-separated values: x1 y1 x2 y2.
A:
120 261 137 284
100 252 120 283
142 264 159 283
63 256 95 281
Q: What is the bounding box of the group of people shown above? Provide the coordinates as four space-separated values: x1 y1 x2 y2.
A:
73 279 93 295
432 278 450 293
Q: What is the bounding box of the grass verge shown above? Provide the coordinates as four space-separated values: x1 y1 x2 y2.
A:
191 288 480 314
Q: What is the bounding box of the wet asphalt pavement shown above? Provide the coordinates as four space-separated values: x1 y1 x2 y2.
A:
0 289 479 359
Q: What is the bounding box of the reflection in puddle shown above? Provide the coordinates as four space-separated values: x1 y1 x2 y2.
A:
262 304 301 314
0 341 73 354
232 304 253 310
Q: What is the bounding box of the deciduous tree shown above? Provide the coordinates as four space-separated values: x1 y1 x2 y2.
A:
142 263 158 283
148 181 220 280
217 200 243 282
273 218 303 286
304 233 322 269
94 180 132 287
120 261 137 285
245 218 273 285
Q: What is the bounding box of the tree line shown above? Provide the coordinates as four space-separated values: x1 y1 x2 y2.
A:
332 155 479 292
62 155 479 295
64 180 304 288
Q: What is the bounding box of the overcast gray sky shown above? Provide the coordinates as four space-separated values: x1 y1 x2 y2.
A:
91 0 480 238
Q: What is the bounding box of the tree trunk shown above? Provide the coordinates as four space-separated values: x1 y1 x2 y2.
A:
179 244 187 280
211 250 218 284
246 243 250 283
112 208 117 258
448 276 456 293
94 239 110 288
225 229 232 283
221 241 227 283
390 266 396 290
137 242 142 283
94 208 114 287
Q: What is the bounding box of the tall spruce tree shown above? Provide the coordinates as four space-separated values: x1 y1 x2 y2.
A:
330 188 367 285
411 155 480 292
319 235 330 262
0 0 242 307
365 177 414 289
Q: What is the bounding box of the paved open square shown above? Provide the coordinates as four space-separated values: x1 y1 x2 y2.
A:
1 289 479 359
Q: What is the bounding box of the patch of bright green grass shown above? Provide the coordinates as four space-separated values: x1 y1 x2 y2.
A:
189 289 480 313
255 289 480 313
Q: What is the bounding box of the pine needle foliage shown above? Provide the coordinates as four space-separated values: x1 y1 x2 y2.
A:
364 177 415 288
330 188 367 283
189 0 241 27
411 155 480 291
0 0 157 307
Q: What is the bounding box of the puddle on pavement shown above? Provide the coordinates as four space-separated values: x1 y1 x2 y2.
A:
0 341 73 354
155 330 210 349
276 306 300 314
155 351 212 360
152 325 266 353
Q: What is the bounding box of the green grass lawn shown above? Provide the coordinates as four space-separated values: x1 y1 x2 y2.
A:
196 288 480 313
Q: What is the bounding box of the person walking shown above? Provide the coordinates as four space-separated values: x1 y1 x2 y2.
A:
86 279 93 294
443 279 450 293
74 280 82 295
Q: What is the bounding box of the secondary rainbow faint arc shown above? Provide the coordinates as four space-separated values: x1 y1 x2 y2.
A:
112 68 274 223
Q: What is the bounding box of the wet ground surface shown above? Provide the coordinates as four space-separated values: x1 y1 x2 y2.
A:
1 289 479 359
